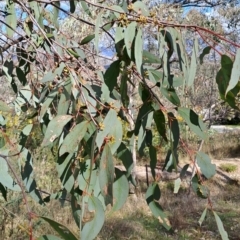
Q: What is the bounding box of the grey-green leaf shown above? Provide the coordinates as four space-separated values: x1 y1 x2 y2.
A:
40 216 78 240
81 196 105 240
225 48 240 96
133 2 149 16
99 144 114 206
135 28 143 73
0 100 12 112
178 107 207 140
124 22 137 59
42 115 73 147
60 121 88 156
198 208 207 226
196 151 216 179
213 211 229 240
112 168 129 211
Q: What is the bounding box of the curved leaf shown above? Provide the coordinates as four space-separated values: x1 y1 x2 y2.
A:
112 168 129 211
133 2 149 16
196 151 216 179
124 22 137 59
135 28 143 73
60 121 88 156
81 196 105 240
213 211 229 240
153 109 167 141
42 115 73 147
99 144 114 206
178 107 207 140
40 216 78 240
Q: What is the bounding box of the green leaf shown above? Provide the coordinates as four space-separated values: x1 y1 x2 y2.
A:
146 183 171 230
161 87 180 106
78 159 98 193
0 150 21 192
124 22 137 59
149 145 157 179
133 1 149 16
19 124 33 147
39 89 58 119
0 183 7 201
153 109 168 142
116 143 133 178
213 211 229 240
187 37 198 86
168 112 179 149
104 60 120 92
135 28 143 73
180 164 189 179
60 121 88 156
96 109 117 149
37 235 63 240
53 1 60 29
80 1 92 17
40 216 78 240
81 196 105 240
6 0 17 38
108 117 123 154
69 0 77 13
198 208 207 226
0 100 12 112
112 168 129 211
111 5 125 18
143 50 161 64
57 79 72 115
42 115 73 147
200 46 211 64
174 178 181 194
196 151 216 179
71 194 81 227
16 67 27 86
134 102 153 136
225 48 240 96
19 148 44 203
178 107 207 140
120 70 129 108
80 34 95 45
95 13 102 54
99 144 114 206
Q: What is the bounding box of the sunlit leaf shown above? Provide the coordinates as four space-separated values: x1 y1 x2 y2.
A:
213 211 229 240
124 22 137 59
174 178 181 194
81 196 105 240
133 1 149 16
42 115 73 147
226 48 240 95
60 121 88 156
198 208 207 226
196 151 216 179
178 107 207 140
146 183 171 230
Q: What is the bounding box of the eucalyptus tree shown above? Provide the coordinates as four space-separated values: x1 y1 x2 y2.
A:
0 1 240 240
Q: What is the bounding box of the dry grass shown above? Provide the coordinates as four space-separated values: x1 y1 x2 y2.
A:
202 132 240 159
